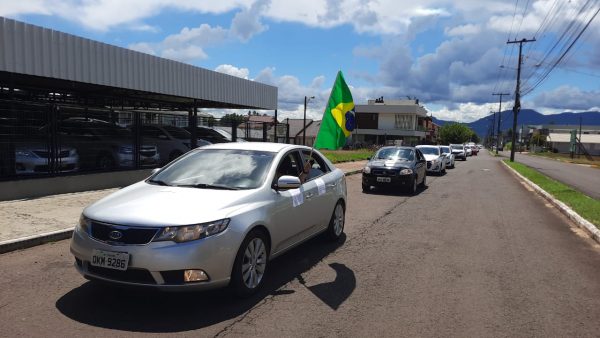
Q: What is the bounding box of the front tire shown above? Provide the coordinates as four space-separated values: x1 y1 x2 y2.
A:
326 202 345 241
408 175 418 195
230 230 269 298
419 173 426 188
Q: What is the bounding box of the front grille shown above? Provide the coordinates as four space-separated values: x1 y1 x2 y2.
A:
372 169 397 176
88 265 156 284
33 150 70 158
427 161 432 169
90 221 159 245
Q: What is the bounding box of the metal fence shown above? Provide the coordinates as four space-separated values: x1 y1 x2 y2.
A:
0 88 288 181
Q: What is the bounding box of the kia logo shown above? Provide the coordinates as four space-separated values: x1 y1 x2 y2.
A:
108 230 123 240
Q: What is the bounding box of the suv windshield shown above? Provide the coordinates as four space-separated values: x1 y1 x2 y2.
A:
451 145 463 150
441 146 450 153
418 147 440 155
374 148 414 161
150 149 275 189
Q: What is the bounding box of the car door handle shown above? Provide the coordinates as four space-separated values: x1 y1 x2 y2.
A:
305 192 315 199
326 182 337 187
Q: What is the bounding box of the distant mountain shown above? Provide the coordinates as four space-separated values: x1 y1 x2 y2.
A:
433 110 600 138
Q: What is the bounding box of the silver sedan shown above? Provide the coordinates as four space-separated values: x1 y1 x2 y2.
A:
70 142 347 296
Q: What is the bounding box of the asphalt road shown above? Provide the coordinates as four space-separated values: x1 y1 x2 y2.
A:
501 152 600 200
1 152 600 337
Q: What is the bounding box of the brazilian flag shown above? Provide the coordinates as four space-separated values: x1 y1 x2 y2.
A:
314 71 355 150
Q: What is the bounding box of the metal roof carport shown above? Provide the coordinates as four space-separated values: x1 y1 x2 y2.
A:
0 17 278 200
0 17 277 110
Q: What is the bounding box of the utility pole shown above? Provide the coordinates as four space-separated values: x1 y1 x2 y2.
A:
507 38 536 162
492 92 510 155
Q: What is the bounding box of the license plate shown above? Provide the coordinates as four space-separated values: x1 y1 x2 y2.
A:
91 249 129 271
376 177 391 183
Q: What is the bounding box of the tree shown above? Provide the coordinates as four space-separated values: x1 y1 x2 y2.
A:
221 113 246 126
470 132 480 144
438 123 476 144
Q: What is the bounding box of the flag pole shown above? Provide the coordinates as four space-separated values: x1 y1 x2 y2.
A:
305 71 342 171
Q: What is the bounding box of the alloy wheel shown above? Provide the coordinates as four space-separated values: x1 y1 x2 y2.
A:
333 203 344 237
241 237 267 289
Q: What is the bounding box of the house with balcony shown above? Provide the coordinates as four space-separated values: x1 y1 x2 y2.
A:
354 98 430 146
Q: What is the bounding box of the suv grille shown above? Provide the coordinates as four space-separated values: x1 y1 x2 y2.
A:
90 221 159 245
371 169 397 176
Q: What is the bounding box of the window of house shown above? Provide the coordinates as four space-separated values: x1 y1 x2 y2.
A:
394 115 414 130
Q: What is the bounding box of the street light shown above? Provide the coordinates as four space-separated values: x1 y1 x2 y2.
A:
303 95 315 145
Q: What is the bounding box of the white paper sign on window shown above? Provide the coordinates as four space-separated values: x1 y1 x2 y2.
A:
290 188 304 207
315 178 326 195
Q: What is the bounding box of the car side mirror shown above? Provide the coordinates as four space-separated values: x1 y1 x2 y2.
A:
276 175 301 190
151 168 161 175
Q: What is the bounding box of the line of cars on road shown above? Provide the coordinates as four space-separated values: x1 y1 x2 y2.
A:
362 143 481 194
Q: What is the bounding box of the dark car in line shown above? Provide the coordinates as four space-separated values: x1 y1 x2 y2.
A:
361 146 427 194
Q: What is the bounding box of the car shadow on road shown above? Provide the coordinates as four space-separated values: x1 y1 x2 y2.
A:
364 185 429 196
55 234 349 333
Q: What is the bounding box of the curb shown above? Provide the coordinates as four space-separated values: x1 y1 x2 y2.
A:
344 169 363 176
501 161 600 243
1 169 365 255
0 228 74 254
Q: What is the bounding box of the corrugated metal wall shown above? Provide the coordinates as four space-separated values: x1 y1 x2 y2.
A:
0 17 277 110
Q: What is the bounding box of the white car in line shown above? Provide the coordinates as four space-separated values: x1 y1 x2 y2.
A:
415 145 446 175
439 146 455 169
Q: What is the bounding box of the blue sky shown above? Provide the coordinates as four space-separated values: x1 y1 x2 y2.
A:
2 0 599 122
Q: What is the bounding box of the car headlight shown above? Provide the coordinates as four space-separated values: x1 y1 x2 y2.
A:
15 150 36 157
119 146 133 154
399 168 413 175
154 219 230 243
77 214 90 234
363 166 371 174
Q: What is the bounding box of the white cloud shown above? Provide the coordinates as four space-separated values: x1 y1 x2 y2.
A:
533 85 600 111
429 102 497 122
445 24 480 37
230 0 270 42
215 64 250 79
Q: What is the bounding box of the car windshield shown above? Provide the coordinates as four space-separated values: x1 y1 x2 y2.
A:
163 126 191 140
374 148 414 161
418 147 440 155
451 145 463 150
441 147 450 153
150 149 275 189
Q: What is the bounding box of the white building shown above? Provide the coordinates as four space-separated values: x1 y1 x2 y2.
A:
354 99 430 146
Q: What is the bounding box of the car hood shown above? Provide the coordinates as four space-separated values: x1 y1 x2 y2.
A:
422 154 441 161
84 181 261 227
368 159 412 168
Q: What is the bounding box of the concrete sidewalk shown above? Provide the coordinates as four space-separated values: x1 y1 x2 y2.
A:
0 160 367 253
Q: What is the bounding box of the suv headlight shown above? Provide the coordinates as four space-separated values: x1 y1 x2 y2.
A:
363 166 371 174
154 219 230 243
399 168 413 175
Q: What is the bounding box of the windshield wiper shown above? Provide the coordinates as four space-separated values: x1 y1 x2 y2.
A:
147 179 170 186
175 183 240 190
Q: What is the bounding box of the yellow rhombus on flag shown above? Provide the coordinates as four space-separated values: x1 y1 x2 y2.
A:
314 71 355 150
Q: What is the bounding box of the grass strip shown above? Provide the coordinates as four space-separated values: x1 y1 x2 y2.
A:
504 159 600 228
320 149 374 163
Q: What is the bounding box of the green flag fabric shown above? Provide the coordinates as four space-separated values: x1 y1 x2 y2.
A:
314 71 355 150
